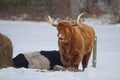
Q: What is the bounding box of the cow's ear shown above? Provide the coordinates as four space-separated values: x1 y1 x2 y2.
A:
47 15 57 27
72 23 77 26
71 22 77 26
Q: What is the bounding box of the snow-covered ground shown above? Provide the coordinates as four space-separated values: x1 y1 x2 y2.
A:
0 19 120 80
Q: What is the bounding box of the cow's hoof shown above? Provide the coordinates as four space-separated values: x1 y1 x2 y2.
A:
53 65 66 71
53 65 82 72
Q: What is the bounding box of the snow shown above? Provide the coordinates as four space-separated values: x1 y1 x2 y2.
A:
0 19 120 80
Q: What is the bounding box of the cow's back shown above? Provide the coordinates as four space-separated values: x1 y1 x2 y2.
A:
78 22 95 54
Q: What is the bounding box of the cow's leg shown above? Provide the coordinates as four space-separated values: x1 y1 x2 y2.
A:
72 53 83 69
82 51 92 71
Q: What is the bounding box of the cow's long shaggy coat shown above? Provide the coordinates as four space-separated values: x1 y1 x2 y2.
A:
0 33 13 68
57 21 95 70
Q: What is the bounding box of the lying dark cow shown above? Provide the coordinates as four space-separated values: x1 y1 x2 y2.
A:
13 50 63 70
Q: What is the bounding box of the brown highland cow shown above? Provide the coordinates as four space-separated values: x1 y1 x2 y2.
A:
48 13 95 71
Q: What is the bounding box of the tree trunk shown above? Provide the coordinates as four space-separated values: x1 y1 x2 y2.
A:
69 0 80 19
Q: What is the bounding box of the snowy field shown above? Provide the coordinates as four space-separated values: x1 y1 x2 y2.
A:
0 19 120 80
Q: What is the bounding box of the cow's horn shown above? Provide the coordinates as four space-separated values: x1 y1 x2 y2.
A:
47 15 56 26
77 12 85 24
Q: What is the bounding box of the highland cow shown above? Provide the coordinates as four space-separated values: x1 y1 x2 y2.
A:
48 13 95 71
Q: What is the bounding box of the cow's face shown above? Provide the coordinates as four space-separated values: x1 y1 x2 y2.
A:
56 21 73 43
47 13 85 42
